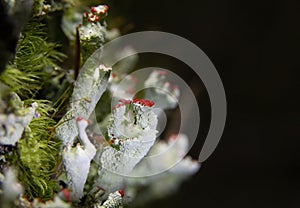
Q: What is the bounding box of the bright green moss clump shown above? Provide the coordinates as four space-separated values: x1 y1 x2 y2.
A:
16 100 61 201
0 21 65 98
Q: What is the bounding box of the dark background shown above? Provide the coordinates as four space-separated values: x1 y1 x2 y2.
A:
108 0 300 207
0 0 298 207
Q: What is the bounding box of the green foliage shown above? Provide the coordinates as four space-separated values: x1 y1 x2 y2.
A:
15 100 62 201
32 0 44 16
0 21 65 98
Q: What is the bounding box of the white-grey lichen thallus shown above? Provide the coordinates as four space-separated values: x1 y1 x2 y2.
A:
62 117 96 202
94 99 158 195
55 62 111 146
97 190 124 208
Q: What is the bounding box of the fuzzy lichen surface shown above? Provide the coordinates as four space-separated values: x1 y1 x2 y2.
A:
62 117 96 202
55 62 111 146
94 99 158 195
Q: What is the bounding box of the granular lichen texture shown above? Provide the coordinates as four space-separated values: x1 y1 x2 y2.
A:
0 1 200 207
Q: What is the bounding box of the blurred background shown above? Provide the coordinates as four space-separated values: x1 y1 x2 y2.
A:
104 0 300 207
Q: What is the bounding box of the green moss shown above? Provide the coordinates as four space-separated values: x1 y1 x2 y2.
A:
14 100 62 201
0 20 65 98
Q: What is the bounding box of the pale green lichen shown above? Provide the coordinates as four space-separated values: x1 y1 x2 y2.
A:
55 61 111 146
62 117 96 201
94 99 158 195
2 167 23 200
144 69 180 109
56 4 110 146
125 134 201 205
98 190 124 208
0 93 37 146
78 6 108 63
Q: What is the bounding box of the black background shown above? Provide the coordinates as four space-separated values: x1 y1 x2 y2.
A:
108 0 300 207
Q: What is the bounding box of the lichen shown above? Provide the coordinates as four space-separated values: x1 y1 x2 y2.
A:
0 93 38 146
94 99 158 195
0 2 201 207
125 134 201 205
62 117 96 201
55 62 111 146
99 190 124 208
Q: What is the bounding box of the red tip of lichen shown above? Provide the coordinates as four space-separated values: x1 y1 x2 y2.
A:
113 99 155 110
90 6 97 13
61 188 71 202
118 190 124 197
91 5 109 15
133 98 155 107
88 14 99 23
76 116 84 122
111 73 117 78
